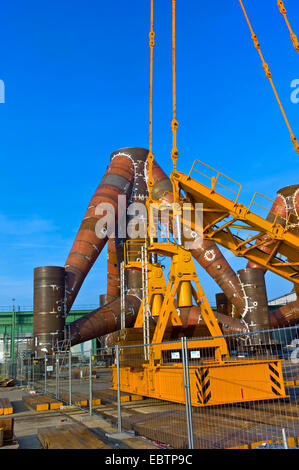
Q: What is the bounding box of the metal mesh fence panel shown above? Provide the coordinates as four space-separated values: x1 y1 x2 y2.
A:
187 325 299 449
107 340 191 449
0 325 298 449
90 347 114 416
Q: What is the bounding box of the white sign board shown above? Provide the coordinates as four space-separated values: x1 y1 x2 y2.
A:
171 352 180 360
46 365 53 372
190 350 201 359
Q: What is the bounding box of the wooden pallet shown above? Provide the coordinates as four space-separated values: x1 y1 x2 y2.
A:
24 395 63 412
0 398 13 415
37 423 110 449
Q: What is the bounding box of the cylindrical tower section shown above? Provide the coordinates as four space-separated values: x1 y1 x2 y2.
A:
238 268 271 343
33 266 66 356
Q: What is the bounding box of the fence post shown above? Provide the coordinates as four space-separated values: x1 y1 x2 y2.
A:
181 337 194 449
44 355 47 394
282 428 289 449
20 356 23 387
69 351 72 405
56 353 59 399
89 350 92 416
32 358 35 388
116 345 122 432
27 356 30 388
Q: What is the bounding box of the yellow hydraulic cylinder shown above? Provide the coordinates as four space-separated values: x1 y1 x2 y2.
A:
151 294 164 316
177 281 193 307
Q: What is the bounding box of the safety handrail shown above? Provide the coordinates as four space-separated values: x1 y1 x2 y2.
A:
188 159 242 203
247 192 288 226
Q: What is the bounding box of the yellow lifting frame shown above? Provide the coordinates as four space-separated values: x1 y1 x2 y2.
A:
124 240 229 363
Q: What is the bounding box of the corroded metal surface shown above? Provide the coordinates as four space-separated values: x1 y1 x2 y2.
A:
248 184 299 269
270 300 299 328
64 151 136 312
247 185 299 326
68 295 141 346
216 293 233 316
238 268 270 339
106 238 120 300
33 266 65 355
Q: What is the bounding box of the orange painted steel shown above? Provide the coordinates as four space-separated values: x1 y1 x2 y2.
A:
112 356 287 407
151 162 246 317
175 160 299 286
114 237 287 408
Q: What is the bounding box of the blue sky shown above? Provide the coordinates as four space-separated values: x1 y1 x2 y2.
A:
0 0 298 308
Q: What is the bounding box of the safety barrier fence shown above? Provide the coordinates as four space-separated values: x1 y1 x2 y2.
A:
1 325 299 449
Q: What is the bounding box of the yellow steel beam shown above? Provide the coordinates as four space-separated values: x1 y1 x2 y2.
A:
174 171 299 284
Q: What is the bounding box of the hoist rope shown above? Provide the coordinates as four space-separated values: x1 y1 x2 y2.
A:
277 0 299 53
170 0 180 202
238 0 299 154
147 0 155 204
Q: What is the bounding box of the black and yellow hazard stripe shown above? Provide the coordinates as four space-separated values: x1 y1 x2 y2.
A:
268 362 283 397
195 368 211 405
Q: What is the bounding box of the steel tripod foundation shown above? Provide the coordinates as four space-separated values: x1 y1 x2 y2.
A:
111 355 287 407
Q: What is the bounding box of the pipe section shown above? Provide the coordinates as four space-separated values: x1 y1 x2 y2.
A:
68 295 141 346
247 184 299 325
33 266 66 356
216 293 233 316
64 150 137 312
106 238 120 300
237 268 271 342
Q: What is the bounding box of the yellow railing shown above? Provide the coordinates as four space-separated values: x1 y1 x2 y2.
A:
188 159 242 203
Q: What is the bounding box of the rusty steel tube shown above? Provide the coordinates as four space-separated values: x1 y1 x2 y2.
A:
66 148 149 344
64 150 137 312
247 185 299 326
215 293 233 315
33 266 66 356
68 295 141 346
237 268 271 343
123 148 149 297
106 238 120 300
247 184 299 269
270 300 299 328
178 306 249 336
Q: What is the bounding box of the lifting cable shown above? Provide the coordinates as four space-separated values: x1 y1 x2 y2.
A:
147 0 155 205
277 1 299 53
170 0 180 203
238 0 299 154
